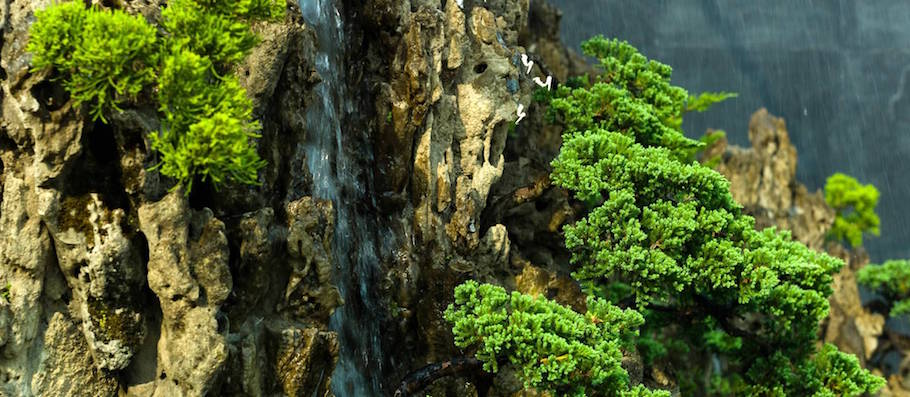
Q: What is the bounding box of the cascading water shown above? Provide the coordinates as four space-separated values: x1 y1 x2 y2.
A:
299 0 385 395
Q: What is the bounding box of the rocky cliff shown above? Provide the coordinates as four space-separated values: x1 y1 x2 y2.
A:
0 0 902 396
0 0 590 396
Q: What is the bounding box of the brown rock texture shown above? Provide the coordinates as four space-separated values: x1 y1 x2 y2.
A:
706 108 834 251
0 0 593 395
0 1 342 396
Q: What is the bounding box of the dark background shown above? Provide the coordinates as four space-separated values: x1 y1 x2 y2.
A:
548 0 910 262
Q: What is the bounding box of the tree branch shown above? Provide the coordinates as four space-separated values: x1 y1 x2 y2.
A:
393 356 493 397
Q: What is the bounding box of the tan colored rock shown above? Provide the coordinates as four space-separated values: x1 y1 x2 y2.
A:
31 313 119 397
269 325 338 397
709 108 833 250
514 263 586 313
138 192 231 396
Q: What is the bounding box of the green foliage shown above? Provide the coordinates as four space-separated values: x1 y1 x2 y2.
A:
695 129 726 167
684 92 738 113
28 4 158 121
151 47 264 190
540 35 882 395
27 0 284 193
742 344 885 396
27 2 87 72
824 173 880 247
445 281 668 397
857 259 910 317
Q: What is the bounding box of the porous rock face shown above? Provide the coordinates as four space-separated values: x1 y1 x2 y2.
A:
704 108 835 251
341 0 608 393
0 1 338 396
0 0 593 395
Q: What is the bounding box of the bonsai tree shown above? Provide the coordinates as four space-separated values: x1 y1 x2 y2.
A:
858 259 910 317
824 172 881 248
440 36 884 396
27 0 285 193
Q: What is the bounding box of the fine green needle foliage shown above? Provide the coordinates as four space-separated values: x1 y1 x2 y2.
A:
540 35 882 395
27 2 88 72
824 173 880 247
27 0 285 193
857 259 910 317
684 92 738 113
741 343 885 396
162 0 259 67
151 47 264 190
445 281 668 397
29 4 158 122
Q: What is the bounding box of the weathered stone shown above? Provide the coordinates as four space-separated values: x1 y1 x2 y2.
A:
31 312 119 397
268 324 338 397
138 192 231 396
283 197 342 322
709 108 834 250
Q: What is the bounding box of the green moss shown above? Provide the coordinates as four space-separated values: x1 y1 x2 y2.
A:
59 194 95 244
27 0 285 194
86 298 143 348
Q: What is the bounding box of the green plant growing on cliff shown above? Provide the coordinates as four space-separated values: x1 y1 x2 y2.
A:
27 0 284 193
27 3 158 122
857 259 910 317
824 172 880 248
445 281 666 397
442 36 883 396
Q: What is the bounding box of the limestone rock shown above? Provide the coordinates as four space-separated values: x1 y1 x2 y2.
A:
708 108 834 250
268 324 338 397
138 192 231 396
31 313 119 397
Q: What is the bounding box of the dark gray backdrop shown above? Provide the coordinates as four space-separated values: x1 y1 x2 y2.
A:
547 0 910 262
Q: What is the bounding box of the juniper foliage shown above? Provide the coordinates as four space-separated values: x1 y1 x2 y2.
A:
28 3 158 121
857 259 910 317
824 172 881 248
445 281 667 397
448 35 883 396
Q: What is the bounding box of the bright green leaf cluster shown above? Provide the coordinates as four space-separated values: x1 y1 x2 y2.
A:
685 92 738 113
27 0 284 193
543 35 882 395
824 173 880 247
445 281 667 397
743 343 885 396
28 3 158 121
162 0 260 67
857 259 910 317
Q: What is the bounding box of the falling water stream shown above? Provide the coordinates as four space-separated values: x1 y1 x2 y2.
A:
299 0 384 395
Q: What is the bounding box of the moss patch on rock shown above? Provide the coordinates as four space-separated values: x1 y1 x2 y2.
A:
59 194 95 244
86 298 143 348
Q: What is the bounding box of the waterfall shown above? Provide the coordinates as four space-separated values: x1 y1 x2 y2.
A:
299 0 385 395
